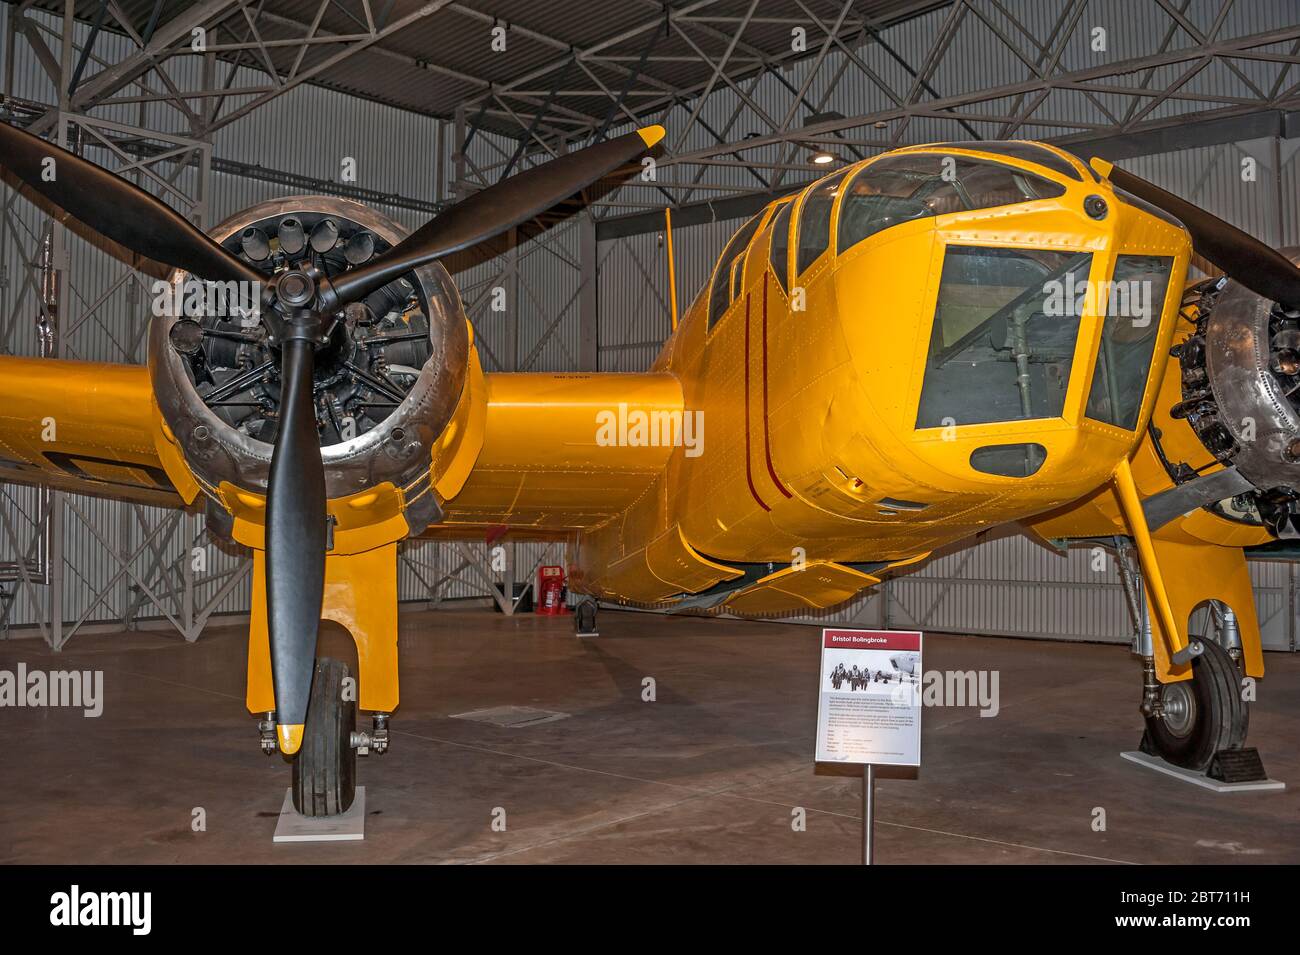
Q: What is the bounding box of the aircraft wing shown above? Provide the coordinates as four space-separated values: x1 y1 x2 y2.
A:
432 370 682 536
0 355 184 508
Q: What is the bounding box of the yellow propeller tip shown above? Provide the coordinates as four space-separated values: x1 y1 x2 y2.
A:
1089 157 1114 180
637 125 666 148
277 723 304 755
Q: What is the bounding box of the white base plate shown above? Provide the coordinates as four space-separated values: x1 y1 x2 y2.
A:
273 786 366 842
1120 752 1286 792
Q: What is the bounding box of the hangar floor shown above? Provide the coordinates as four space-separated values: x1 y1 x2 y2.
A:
1 607 1297 865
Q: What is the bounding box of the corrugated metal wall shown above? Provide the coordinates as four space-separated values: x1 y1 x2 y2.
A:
0 3 1296 646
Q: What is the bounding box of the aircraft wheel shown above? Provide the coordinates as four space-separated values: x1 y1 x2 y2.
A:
575 598 599 636
291 657 357 816
1142 638 1248 772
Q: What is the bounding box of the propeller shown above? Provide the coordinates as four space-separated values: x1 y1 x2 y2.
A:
327 127 665 308
0 122 263 289
1093 157 1300 312
0 118 664 753
264 331 327 755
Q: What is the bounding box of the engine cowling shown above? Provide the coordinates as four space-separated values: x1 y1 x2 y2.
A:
148 196 472 541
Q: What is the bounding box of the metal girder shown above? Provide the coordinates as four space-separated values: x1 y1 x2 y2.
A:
590 5 1300 226
201 0 458 133
24 0 242 136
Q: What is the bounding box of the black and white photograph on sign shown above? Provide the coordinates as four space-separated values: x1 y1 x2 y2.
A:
826 651 921 691
816 630 923 767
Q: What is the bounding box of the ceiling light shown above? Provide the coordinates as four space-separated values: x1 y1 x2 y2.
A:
811 150 835 165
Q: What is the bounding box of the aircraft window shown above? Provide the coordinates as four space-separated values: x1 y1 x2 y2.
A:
768 201 793 293
1085 254 1174 430
926 141 1086 181
796 170 849 275
731 256 744 300
708 212 764 330
838 155 1067 255
916 245 1093 429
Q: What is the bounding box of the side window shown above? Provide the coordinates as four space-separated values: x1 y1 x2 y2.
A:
707 212 764 330
768 201 792 293
795 170 848 276
1085 254 1173 430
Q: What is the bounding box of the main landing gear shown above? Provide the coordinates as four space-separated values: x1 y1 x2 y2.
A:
1140 638 1248 771
258 657 390 817
575 597 600 637
1138 636 1266 783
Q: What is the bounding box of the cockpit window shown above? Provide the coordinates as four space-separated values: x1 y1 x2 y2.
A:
916 245 1093 429
924 141 1087 181
1085 254 1174 430
838 154 1067 255
708 212 764 330
768 201 793 293
795 170 848 275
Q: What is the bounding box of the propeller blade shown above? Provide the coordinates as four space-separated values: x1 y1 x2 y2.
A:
1095 158 1300 311
264 336 327 755
328 126 665 306
0 121 262 287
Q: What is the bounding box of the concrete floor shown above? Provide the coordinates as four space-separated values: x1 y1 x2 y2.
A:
1 607 1297 864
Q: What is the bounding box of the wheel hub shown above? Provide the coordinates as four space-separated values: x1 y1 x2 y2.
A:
1159 681 1197 737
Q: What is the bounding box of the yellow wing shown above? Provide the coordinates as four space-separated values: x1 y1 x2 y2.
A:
0 356 182 508
432 370 681 536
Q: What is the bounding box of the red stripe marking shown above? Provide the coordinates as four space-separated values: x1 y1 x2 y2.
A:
742 291 771 512
761 276 793 498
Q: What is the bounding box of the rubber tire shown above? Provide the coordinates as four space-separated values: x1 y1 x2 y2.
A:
1142 638 1249 772
575 598 598 635
290 657 357 816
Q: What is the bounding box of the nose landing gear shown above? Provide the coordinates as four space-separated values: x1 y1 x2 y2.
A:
290 657 357 817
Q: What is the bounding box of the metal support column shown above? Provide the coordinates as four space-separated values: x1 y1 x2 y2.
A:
578 211 598 371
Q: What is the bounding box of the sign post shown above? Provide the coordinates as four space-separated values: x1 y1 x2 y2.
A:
815 628 923 865
862 764 875 865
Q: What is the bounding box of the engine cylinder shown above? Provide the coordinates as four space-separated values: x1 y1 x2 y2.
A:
148 196 470 538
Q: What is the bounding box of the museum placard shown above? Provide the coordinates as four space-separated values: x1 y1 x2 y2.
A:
815 629 922 766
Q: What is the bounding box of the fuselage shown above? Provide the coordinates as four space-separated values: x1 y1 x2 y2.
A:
566 141 1193 606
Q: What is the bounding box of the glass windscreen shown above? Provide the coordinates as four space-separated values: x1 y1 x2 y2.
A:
707 212 764 330
917 245 1093 428
924 141 1087 180
839 154 1067 255
768 201 792 292
795 170 848 275
1085 254 1174 430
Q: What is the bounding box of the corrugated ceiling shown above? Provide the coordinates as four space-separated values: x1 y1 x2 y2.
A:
17 0 947 135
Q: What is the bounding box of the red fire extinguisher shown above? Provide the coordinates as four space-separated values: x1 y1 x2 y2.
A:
537 565 569 615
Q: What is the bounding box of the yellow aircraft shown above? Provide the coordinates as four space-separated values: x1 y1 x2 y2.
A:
1 121 1296 814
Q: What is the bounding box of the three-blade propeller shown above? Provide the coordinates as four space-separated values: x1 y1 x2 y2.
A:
0 119 664 752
